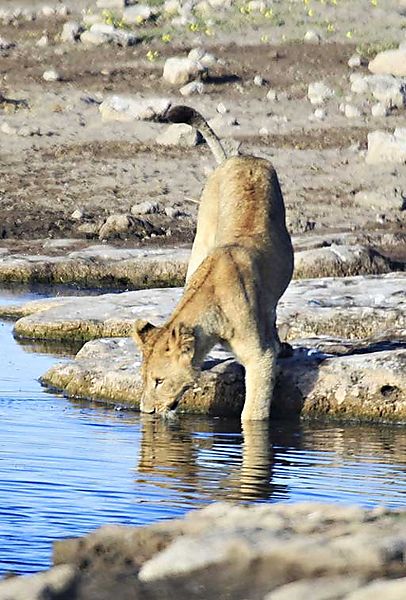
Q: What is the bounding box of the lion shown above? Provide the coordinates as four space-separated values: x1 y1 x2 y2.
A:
133 106 294 421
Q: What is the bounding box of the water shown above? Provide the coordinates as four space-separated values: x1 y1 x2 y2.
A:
0 289 405 575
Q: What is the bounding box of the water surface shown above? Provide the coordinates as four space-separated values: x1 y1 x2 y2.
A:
0 289 405 575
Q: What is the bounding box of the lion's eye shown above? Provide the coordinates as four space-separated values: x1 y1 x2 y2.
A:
155 378 164 388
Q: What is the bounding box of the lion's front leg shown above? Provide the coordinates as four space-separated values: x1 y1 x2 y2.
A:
240 347 277 421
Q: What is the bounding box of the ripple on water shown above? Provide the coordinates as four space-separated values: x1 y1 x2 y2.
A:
0 291 405 575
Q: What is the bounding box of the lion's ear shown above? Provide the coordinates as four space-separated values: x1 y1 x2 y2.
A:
133 320 156 348
169 323 195 358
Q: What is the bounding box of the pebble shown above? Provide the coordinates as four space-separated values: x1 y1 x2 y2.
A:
304 30 321 44
348 54 362 68
266 89 278 101
122 5 152 24
36 35 49 48
308 81 335 104
254 75 265 87
344 104 361 118
314 108 326 120
216 102 228 114
165 206 183 218
61 21 81 43
371 102 389 117
43 69 61 82
71 209 84 221
156 123 201 147
188 47 217 67
179 81 204 96
350 75 369 94
131 201 161 215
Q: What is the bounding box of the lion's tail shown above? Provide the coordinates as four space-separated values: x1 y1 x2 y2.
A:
166 105 227 165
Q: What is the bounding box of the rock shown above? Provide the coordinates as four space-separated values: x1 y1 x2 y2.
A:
371 102 389 117
369 48 406 77
0 36 16 50
36 34 48 47
45 503 406 600
350 74 369 94
99 95 171 122
348 54 362 68
61 21 81 43
366 129 406 164
368 74 406 108
163 57 206 86
41 6 56 17
41 332 406 421
179 80 204 96
293 244 396 279
70 209 83 220
344 104 361 118
308 81 335 104
17 125 41 137
122 5 152 24
0 247 188 289
345 578 406 600
217 102 229 113
165 206 183 218
313 108 326 120
131 201 161 215
188 47 217 66
80 23 137 47
43 69 61 82
266 89 278 101
98 214 158 240
156 123 202 147
254 75 265 87
0 565 77 600
304 30 321 44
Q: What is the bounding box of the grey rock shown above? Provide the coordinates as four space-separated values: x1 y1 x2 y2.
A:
156 123 201 147
188 47 217 66
123 5 153 24
179 80 205 96
344 104 361 118
353 189 404 210
43 69 61 82
81 23 137 47
96 0 125 8
345 578 406 600
61 21 81 43
265 576 363 599
350 74 369 94
98 214 156 240
99 95 171 122
0 36 16 50
163 57 206 86
308 81 335 104
371 102 389 117
131 201 161 215
369 74 406 108
348 54 362 68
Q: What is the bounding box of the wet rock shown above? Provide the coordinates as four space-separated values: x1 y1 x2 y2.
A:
366 128 406 164
163 57 206 86
369 48 406 77
61 21 81 43
99 95 171 122
0 565 77 600
41 331 406 421
156 123 202 147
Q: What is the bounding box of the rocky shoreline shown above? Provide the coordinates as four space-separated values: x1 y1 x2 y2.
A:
1 502 405 599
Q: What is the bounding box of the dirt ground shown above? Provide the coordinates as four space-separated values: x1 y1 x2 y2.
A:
0 0 405 255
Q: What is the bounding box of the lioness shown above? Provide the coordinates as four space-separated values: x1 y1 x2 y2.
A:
133 106 293 421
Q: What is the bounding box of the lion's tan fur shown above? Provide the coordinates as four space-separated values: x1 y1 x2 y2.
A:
133 135 293 420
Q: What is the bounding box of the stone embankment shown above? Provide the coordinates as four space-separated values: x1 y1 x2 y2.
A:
1 502 405 600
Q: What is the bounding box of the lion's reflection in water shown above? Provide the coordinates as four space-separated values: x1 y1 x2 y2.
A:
135 415 406 507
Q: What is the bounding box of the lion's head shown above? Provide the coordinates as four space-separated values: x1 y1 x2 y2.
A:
133 319 197 416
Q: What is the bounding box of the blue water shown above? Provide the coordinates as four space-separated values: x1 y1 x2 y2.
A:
0 289 405 575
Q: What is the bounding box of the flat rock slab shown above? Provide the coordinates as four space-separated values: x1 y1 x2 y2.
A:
41 335 406 422
0 238 403 287
4 273 405 342
0 245 189 288
5 502 401 600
